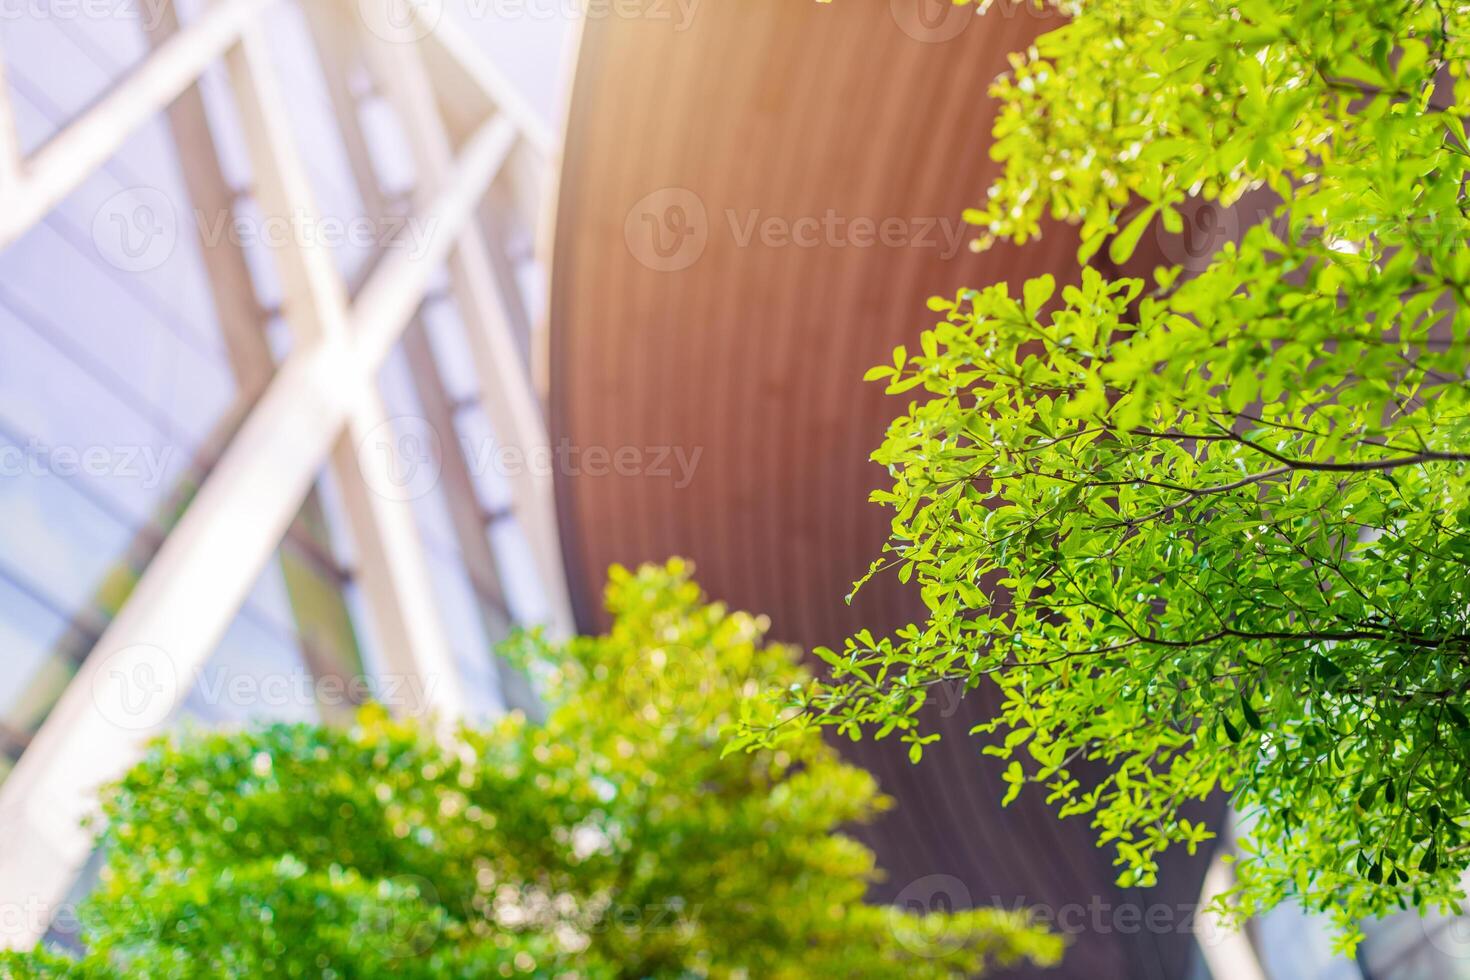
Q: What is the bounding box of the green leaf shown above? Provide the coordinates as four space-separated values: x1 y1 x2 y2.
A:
1024 274 1056 316
1241 696 1263 731
1226 370 1257 414
1108 205 1159 265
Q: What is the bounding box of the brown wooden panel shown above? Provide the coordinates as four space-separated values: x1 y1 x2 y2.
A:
549 3 1223 976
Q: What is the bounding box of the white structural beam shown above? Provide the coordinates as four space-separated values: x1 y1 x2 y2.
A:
0 113 518 950
220 23 465 719
416 14 553 160
359 22 574 638
0 0 277 247
398 5 557 398
418 14 552 291
1195 851 1269 980
301 4 534 712
141 3 371 711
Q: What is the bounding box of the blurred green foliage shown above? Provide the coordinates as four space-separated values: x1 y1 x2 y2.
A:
1 562 1059 978
749 0 1470 951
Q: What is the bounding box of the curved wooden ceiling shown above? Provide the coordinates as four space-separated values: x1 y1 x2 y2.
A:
548 3 1221 976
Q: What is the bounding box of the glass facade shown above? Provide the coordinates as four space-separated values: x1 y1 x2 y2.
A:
0 0 570 770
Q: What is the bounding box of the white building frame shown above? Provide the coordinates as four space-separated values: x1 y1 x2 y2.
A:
0 0 572 947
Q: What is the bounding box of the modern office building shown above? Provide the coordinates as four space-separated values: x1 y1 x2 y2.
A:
0 0 1465 976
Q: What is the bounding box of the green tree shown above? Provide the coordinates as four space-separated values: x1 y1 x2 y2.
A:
2 562 1058 979
745 0 1470 950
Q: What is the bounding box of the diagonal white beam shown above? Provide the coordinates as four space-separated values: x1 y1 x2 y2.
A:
0 0 277 248
220 22 465 720
416 14 552 286
141 2 370 711
1196 850 1269 980
415 12 552 159
0 113 517 950
359 23 574 638
301 3 535 713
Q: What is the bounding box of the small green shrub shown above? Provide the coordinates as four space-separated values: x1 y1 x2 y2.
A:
3 562 1059 978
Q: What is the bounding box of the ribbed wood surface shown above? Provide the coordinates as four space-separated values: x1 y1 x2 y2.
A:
548 3 1221 976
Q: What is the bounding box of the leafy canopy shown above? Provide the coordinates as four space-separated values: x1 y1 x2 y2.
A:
747 0 1470 950
3 562 1059 979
